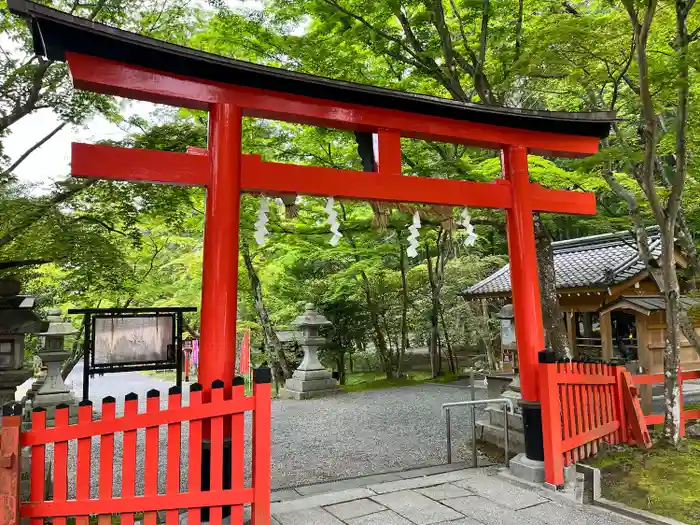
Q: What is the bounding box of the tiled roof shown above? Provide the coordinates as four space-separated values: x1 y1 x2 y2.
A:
600 295 699 316
463 228 661 297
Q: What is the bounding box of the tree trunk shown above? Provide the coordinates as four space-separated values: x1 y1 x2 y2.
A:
399 243 409 377
662 235 682 444
336 351 346 385
533 213 571 359
439 305 456 374
426 240 441 377
359 269 394 378
343 219 394 379
241 238 292 386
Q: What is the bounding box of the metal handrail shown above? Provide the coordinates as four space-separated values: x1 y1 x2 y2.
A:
442 398 514 468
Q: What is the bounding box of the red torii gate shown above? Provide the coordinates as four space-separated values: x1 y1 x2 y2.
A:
10 0 613 468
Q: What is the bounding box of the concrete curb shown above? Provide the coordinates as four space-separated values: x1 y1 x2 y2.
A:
594 497 688 525
577 464 689 525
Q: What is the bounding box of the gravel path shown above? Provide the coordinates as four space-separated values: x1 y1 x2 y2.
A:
40 365 483 496
269 385 484 488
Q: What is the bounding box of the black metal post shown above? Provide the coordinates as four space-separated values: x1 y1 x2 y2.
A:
176 312 183 389
82 313 91 401
520 400 544 461
521 350 555 463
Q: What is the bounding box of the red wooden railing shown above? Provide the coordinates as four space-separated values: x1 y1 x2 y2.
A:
632 369 700 435
539 352 650 486
0 369 272 525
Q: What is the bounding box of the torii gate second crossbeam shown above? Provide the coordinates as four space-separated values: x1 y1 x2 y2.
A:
9 0 615 473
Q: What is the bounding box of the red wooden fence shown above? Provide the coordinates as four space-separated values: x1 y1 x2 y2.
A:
632 369 700 436
0 368 272 525
539 352 651 486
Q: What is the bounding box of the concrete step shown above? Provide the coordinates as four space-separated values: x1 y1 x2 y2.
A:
486 406 524 430
475 419 525 454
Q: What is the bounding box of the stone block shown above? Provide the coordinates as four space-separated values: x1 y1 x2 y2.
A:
454 469 548 510
486 407 523 430
271 489 302 502
435 518 484 525
296 473 401 496
371 490 464 524
396 463 467 479
415 483 473 500
346 510 414 525
442 496 542 525
324 499 386 520
292 369 333 381
279 387 340 400
475 418 525 454
508 453 545 484
270 488 375 515
283 377 338 392
275 508 344 525
367 470 474 494
519 500 625 525
576 464 601 503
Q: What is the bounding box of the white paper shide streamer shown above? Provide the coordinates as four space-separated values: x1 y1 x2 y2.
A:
461 208 477 247
407 211 421 258
254 196 270 245
325 197 342 246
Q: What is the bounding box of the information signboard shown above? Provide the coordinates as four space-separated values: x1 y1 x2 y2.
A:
68 306 196 400
93 315 174 365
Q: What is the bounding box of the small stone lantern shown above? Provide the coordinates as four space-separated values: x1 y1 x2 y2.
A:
0 278 40 404
33 309 79 423
496 304 516 372
280 303 338 399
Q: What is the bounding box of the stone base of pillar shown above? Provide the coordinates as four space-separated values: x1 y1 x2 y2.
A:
280 369 339 399
31 349 79 426
509 453 545 483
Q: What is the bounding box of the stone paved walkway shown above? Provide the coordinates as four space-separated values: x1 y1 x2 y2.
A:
268 464 641 525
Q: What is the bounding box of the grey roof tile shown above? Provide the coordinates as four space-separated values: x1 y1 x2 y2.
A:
602 295 699 314
463 228 661 297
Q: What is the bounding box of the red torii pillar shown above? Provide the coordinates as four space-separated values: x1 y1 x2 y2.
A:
65 53 599 463
503 146 546 458
197 104 243 390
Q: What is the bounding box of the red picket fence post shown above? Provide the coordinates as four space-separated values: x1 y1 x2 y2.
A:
538 352 564 486
1 367 273 525
538 352 643 487
631 369 700 434
620 371 652 449
252 368 272 525
0 404 22 525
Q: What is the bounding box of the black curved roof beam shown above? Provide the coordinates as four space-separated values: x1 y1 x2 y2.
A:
8 0 615 141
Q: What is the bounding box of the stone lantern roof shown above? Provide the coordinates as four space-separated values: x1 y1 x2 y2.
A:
0 278 43 334
291 304 331 329
38 309 78 337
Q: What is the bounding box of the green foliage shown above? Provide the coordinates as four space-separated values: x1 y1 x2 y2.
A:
4 0 700 385
342 370 459 392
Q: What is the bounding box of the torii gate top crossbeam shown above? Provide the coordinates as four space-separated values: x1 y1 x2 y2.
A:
9 0 615 157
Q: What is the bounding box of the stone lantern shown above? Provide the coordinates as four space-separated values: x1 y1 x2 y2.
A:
496 303 516 372
33 309 79 423
0 278 40 404
280 303 338 399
